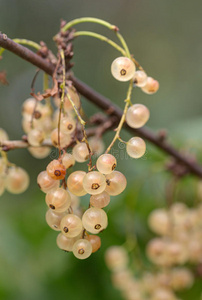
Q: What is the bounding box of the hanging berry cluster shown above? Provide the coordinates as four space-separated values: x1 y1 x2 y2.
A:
0 18 159 259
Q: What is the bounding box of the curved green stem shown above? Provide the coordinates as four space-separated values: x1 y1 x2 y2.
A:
62 17 131 58
74 31 126 56
62 17 116 32
115 32 130 58
105 79 134 153
0 38 40 56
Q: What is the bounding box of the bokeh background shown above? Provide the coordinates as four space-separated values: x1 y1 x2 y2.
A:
0 0 202 299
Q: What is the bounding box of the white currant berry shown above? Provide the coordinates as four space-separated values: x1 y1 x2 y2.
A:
105 246 129 271
126 104 150 129
72 239 92 259
72 142 89 163
68 191 80 210
82 207 108 234
83 171 106 195
96 154 117 174
111 57 136 82
90 191 110 208
56 232 81 252
126 137 146 159
21 98 38 116
133 70 148 87
105 171 127 196
37 170 60 193
45 209 66 231
60 117 76 135
45 188 71 212
86 235 101 253
67 171 87 196
170 268 194 291
88 137 105 156
51 128 71 148
28 146 51 159
60 214 83 238
5 167 30 194
148 209 171 236
61 153 75 169
46 159 66 180
141 77 159 94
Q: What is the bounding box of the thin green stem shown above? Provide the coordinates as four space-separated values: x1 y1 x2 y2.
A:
62 17 116 32
0 38 40 56
62 17 131 58
115 32 130 58
74 31 126 56
105 80 133 153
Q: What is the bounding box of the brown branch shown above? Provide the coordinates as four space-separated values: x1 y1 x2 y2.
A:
1 33 202 177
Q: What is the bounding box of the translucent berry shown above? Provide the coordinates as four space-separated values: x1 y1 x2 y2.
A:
126 104 150 129
170 268 194 291
111 57 136 82
148 209 171 236
82 207 108 234
28 146 51 159
126 137 146 158
22 98 38 115
60 214 83 238
88 137 105 156
86 235 101 253
56 232 81 252
5 167 30 194
146 238 167 266
133 70 148 87
21 115 42 133
96 154 117 174
68 191 80 210
72 142 89 163
61 153 75 169
45 188 71 212
105 171 127 196
60 117 76 135
37 170 60 193
90 191 110 208
51 128 71 148
83 171 106 195
72 239 92 259
42 117 53 134
46 159 66 180
45 209 66 231
67 171 87 196
141 77 159 94
105 246 129 271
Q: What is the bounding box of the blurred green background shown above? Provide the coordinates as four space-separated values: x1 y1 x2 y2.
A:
0 0 202 299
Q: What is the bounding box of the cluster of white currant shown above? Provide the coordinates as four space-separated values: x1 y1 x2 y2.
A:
105 245 193 300
111 56 159 94
147 202 202 266
111 56 159 159
0 128 30 196
37 148 127 259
